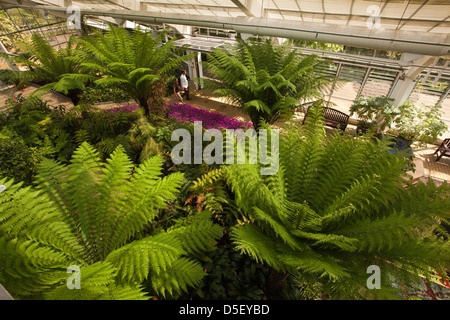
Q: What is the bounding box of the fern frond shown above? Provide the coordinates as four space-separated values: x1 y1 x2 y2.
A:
105 233 185 283
149 257 205 298
109 155 184 250
231 223 280 269
167 211 223 254
44 261 148 300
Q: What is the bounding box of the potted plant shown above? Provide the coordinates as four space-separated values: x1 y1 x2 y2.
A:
349 95 397 135
350 96 448 158
391 101 448 147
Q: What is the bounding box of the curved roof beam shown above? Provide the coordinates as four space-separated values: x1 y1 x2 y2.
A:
230 0 264 18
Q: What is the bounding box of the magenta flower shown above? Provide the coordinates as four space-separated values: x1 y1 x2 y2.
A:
165 103 253 130
103 104 139 114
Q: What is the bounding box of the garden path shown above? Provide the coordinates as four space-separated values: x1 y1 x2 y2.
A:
0 83 73 112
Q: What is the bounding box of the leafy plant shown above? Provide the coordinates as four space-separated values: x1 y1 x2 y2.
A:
79 85 132 105
201 38 336 128
0 33 85 105
45 104 141 163
392 101 448 145
349 95 396 135
0 93 57 147
0 137 42 186
0 142 222 299
192 247 270 300
224 102 450 299
65 25 194 117
350 96 448 145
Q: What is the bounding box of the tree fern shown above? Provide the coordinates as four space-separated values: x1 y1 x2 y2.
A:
63 26 194 117
0 34 85 105
202 39 337 128
0 142 222 299
225 102 450 299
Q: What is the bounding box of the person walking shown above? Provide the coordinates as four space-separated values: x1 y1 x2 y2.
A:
173 77 183 103
180 70 191 100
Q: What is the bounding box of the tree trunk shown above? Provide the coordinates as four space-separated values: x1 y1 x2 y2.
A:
140 99 151 118
265 269 287 299
67 89 81 106
375 110 386 135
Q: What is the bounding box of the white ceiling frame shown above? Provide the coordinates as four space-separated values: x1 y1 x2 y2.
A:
230 0 264 18
14 5 447 56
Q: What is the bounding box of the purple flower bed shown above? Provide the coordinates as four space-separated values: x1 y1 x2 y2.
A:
165 103 253 130
103 104 139 114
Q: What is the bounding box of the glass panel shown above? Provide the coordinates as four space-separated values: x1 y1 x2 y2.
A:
361 69 399 98
332 64 366 101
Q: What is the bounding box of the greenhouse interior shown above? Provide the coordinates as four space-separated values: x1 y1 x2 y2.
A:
0 0 449 303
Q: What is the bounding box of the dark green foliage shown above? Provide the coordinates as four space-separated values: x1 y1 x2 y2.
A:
0 93 142 169
50 106 141 162
0 93 62 185
225 102 450 299
79 85 132 105
193 247 270 300
0 138 41 185
0 142 223 299
0 93 57 147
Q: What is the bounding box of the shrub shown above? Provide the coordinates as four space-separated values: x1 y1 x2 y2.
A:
0 137 42 185
79 86 132 105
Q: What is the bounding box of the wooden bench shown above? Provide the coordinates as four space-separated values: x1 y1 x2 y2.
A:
302 105 350 132
434 138 450 161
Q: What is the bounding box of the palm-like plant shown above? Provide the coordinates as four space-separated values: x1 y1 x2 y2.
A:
202 39 336 128
224 103 450 299
0 142 222 299
0 33 85 105
66 26 193 117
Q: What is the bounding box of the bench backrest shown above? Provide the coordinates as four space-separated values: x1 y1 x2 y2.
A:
323 107 350 124
303 105 349 131
444 139 450 147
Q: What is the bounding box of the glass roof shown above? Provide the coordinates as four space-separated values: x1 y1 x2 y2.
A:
0 0 448 53
0 0 447 34
174 35 237 52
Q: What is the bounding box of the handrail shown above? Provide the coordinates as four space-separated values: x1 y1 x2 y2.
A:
0 283 14 300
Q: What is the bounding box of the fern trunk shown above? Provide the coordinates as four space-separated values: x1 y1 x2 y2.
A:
67 89 81 106
265 270 288 299
139 98 151 118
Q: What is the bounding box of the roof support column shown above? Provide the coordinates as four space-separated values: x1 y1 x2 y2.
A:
185 50 197 90
197 52 204 90
388 53 436 107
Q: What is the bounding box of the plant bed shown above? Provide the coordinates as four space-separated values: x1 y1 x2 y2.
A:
165 103 253 130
